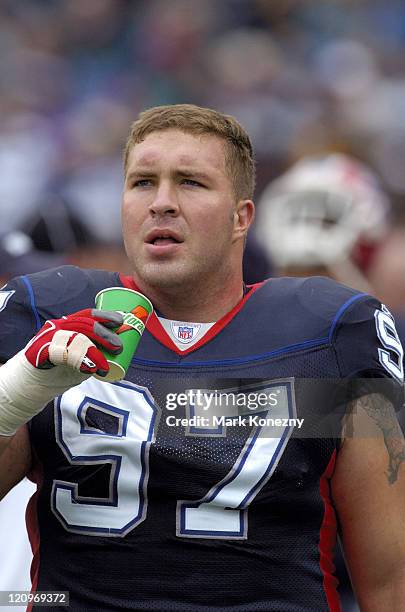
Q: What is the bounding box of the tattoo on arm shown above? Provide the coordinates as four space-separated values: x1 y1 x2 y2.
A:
351 394 405 484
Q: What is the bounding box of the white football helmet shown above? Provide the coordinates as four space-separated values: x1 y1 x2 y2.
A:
256 154 390 270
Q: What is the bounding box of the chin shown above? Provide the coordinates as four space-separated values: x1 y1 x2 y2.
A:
135 261 197 290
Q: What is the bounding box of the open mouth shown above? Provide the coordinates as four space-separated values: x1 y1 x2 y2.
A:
150 236 180 246
146 230 183 246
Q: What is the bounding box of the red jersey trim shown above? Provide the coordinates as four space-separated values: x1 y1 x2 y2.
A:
26 455 43 611
119 273 140 290
319 449 341 612
119 274 266 356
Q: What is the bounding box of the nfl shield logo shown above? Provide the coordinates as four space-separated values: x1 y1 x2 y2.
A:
170 321 202 345
178 326 193 340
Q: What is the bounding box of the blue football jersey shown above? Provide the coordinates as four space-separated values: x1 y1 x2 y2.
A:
0 265 403 612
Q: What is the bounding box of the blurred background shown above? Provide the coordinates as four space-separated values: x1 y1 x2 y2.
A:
1 0 405 314
1 2 405 609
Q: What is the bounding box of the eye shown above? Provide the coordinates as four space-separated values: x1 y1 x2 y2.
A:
131 179 153 188
182 178 204 187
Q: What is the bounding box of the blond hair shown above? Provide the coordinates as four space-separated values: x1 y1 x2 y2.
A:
124 104 255 200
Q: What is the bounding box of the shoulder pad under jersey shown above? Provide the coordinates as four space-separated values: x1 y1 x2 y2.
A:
0 265 121 361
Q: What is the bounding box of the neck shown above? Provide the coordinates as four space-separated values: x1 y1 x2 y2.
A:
133 271 245 323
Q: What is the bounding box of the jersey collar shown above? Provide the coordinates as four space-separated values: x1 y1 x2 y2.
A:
119 273 265 356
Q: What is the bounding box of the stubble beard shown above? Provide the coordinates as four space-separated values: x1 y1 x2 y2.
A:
132 245 231 297
138 260 196 290
128 215 236 296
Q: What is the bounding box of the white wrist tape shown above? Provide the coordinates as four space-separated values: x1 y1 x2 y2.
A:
0 349 88 436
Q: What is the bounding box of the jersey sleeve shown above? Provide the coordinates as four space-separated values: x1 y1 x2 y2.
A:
332 294 404 407
0 265 121 363
0 276 41 362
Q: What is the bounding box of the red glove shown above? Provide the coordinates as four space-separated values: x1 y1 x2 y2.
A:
25 309 123 377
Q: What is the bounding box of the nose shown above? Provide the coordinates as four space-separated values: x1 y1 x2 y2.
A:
149 182 179 217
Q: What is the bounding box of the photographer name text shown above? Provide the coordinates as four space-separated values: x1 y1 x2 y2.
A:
166 415 304 428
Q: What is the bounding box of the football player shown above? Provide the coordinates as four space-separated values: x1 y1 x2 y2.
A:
0 105 404 611
255 152 391 294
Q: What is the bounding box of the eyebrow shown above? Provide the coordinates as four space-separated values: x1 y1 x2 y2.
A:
126 169 213 182
176 169 212 181
126 171 155 181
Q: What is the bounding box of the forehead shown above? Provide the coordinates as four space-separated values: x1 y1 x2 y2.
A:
127 129 227 172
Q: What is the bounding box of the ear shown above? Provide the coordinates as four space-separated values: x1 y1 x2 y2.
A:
233 200 255 241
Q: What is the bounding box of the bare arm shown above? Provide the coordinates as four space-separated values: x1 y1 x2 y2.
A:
0 364 32 499
332 393 405 611
0 425 32 500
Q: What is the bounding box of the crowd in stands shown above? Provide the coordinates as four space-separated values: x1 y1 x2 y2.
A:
1 0 405 309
